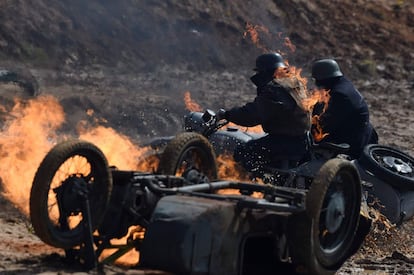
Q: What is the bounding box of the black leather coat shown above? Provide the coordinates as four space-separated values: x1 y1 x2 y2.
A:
313 76 376 158
226 78 311 137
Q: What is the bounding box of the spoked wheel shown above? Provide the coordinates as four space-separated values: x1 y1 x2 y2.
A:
359 144 414 190
30 139 112 249
289 158 362 275
156 132 218 183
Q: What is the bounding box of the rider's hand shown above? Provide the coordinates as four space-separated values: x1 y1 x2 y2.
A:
216 108 227 121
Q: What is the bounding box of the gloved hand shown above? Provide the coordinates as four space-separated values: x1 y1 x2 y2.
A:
216 108 227 121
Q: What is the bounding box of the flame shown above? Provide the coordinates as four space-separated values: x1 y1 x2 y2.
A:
98 225 144 266
0 94 159 266
86 108 94 116
77 124 158 172
226 121 263 134
185 91 265 134
243 22 270 51
0 95 158 216
0 95 65 215
273 66 330 142
302 88 331 142
284 37 296 53
217 153 249 181
274 66 308 89
184 91 202 112
216 153 263 198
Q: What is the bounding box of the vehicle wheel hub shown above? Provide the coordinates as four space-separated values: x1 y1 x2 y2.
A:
183 168 210 184
325 192 345 233
54 176 88 214
383 156 412 174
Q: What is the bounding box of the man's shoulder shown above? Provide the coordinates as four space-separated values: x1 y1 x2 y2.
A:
335 76 356 89
259 82 286 97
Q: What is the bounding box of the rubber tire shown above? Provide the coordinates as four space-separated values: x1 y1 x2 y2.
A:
157 132 218 180
359 144 414 190
30 139 112 249
288 158 362 275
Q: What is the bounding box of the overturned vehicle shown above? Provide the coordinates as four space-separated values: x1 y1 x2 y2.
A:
150 109 414 225
30 137 369 275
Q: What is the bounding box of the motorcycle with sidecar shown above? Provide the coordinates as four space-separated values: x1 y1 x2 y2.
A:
29 136 367 275
150 109 414 225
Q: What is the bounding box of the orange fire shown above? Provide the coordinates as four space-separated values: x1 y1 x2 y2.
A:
184 90 202 112
0 95 159 265
243 22 270 51
77 125 158 172
0 95 65 215
184 91 265 134
228 123 264 134
217 153 249 181
274 65 308 88
302 88 331 142
274 66 330 142
0 95 157 215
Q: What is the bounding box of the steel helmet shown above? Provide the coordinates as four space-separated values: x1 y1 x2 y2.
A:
254 53 286 72
311 59 343 80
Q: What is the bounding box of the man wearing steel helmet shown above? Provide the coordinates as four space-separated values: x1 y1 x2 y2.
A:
218 53 311 173
311 58 378 158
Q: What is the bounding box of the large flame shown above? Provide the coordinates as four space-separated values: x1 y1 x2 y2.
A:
0 95 65 215
0 95 157 215
274 66 330 142
0 94 159 266
77 125 157 172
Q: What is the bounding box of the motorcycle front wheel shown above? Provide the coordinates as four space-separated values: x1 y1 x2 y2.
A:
359 144 414 190
156 132 218 182
30 139 112 249
289 158 362 275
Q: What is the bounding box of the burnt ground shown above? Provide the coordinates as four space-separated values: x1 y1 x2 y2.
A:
0 0 414 274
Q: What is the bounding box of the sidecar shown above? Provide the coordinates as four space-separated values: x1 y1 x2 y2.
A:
29 138 367 275
354 144 414 224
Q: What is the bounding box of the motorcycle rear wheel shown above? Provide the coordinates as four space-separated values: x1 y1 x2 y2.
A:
30 139 112 249
359 144 414 190
289 158 362 275
157 132 218 181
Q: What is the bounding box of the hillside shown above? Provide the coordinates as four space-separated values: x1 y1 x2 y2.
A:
0 1 413 76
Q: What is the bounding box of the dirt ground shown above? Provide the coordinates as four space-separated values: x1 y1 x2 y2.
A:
0 0 413 274
0 66 413 274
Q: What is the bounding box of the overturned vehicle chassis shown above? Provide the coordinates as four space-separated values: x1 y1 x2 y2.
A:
29 140 368 275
